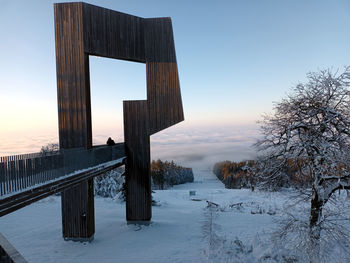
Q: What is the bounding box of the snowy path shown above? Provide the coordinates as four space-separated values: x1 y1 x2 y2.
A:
0 170 288 263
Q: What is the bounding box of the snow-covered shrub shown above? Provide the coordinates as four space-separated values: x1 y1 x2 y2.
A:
94 167 125 200
151 160 194 190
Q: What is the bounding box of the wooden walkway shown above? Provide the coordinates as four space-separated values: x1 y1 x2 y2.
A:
0 144 125 196
0 157 125 217
0 146 125 262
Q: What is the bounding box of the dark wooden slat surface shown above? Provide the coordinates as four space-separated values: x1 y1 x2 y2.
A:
124 101 151 221
144 18 184 135
55 2 92 149
82 3 145 63
55 2 94 240
54 2 184 226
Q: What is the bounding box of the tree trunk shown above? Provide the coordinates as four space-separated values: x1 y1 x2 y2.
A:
309 187 323 262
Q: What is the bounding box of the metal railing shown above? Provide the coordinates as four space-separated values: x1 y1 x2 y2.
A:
0 157 125 217
0 143 125 196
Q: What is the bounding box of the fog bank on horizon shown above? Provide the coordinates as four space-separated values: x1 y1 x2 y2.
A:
151 123 259 170
0 123 260 170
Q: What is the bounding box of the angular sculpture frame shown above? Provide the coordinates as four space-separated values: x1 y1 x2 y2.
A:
54 2 184 240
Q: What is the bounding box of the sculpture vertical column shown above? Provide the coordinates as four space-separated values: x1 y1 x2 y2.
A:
54 3 95 241
123 100 152 222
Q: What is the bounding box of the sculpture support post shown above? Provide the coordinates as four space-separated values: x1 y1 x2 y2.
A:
124 101 152 222
55 3 94 241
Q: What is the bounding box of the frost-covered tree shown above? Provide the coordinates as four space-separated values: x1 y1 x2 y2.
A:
40 143 59 155
255 67 350 259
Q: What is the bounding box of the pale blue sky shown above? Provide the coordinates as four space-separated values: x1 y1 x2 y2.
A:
1 0 350 154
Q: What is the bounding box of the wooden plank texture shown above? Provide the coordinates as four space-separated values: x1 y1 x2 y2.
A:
124 101 151 221
55 2 92 149
55 2 94 241
54 2 184 226
144 18 184 135
82 3 145 62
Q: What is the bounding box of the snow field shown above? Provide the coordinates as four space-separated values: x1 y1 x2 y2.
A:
0 169 340 262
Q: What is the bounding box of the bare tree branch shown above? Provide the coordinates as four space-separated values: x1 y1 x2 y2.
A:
254 67 350 260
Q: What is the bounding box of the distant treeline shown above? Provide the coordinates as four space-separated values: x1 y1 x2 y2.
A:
151 160 194 190
213 159 312 190
213 161 255 189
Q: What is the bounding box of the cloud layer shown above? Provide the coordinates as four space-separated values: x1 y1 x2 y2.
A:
151 124 260 170
0 124 261 170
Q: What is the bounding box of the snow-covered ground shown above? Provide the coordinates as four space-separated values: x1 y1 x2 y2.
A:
0 170 342 262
